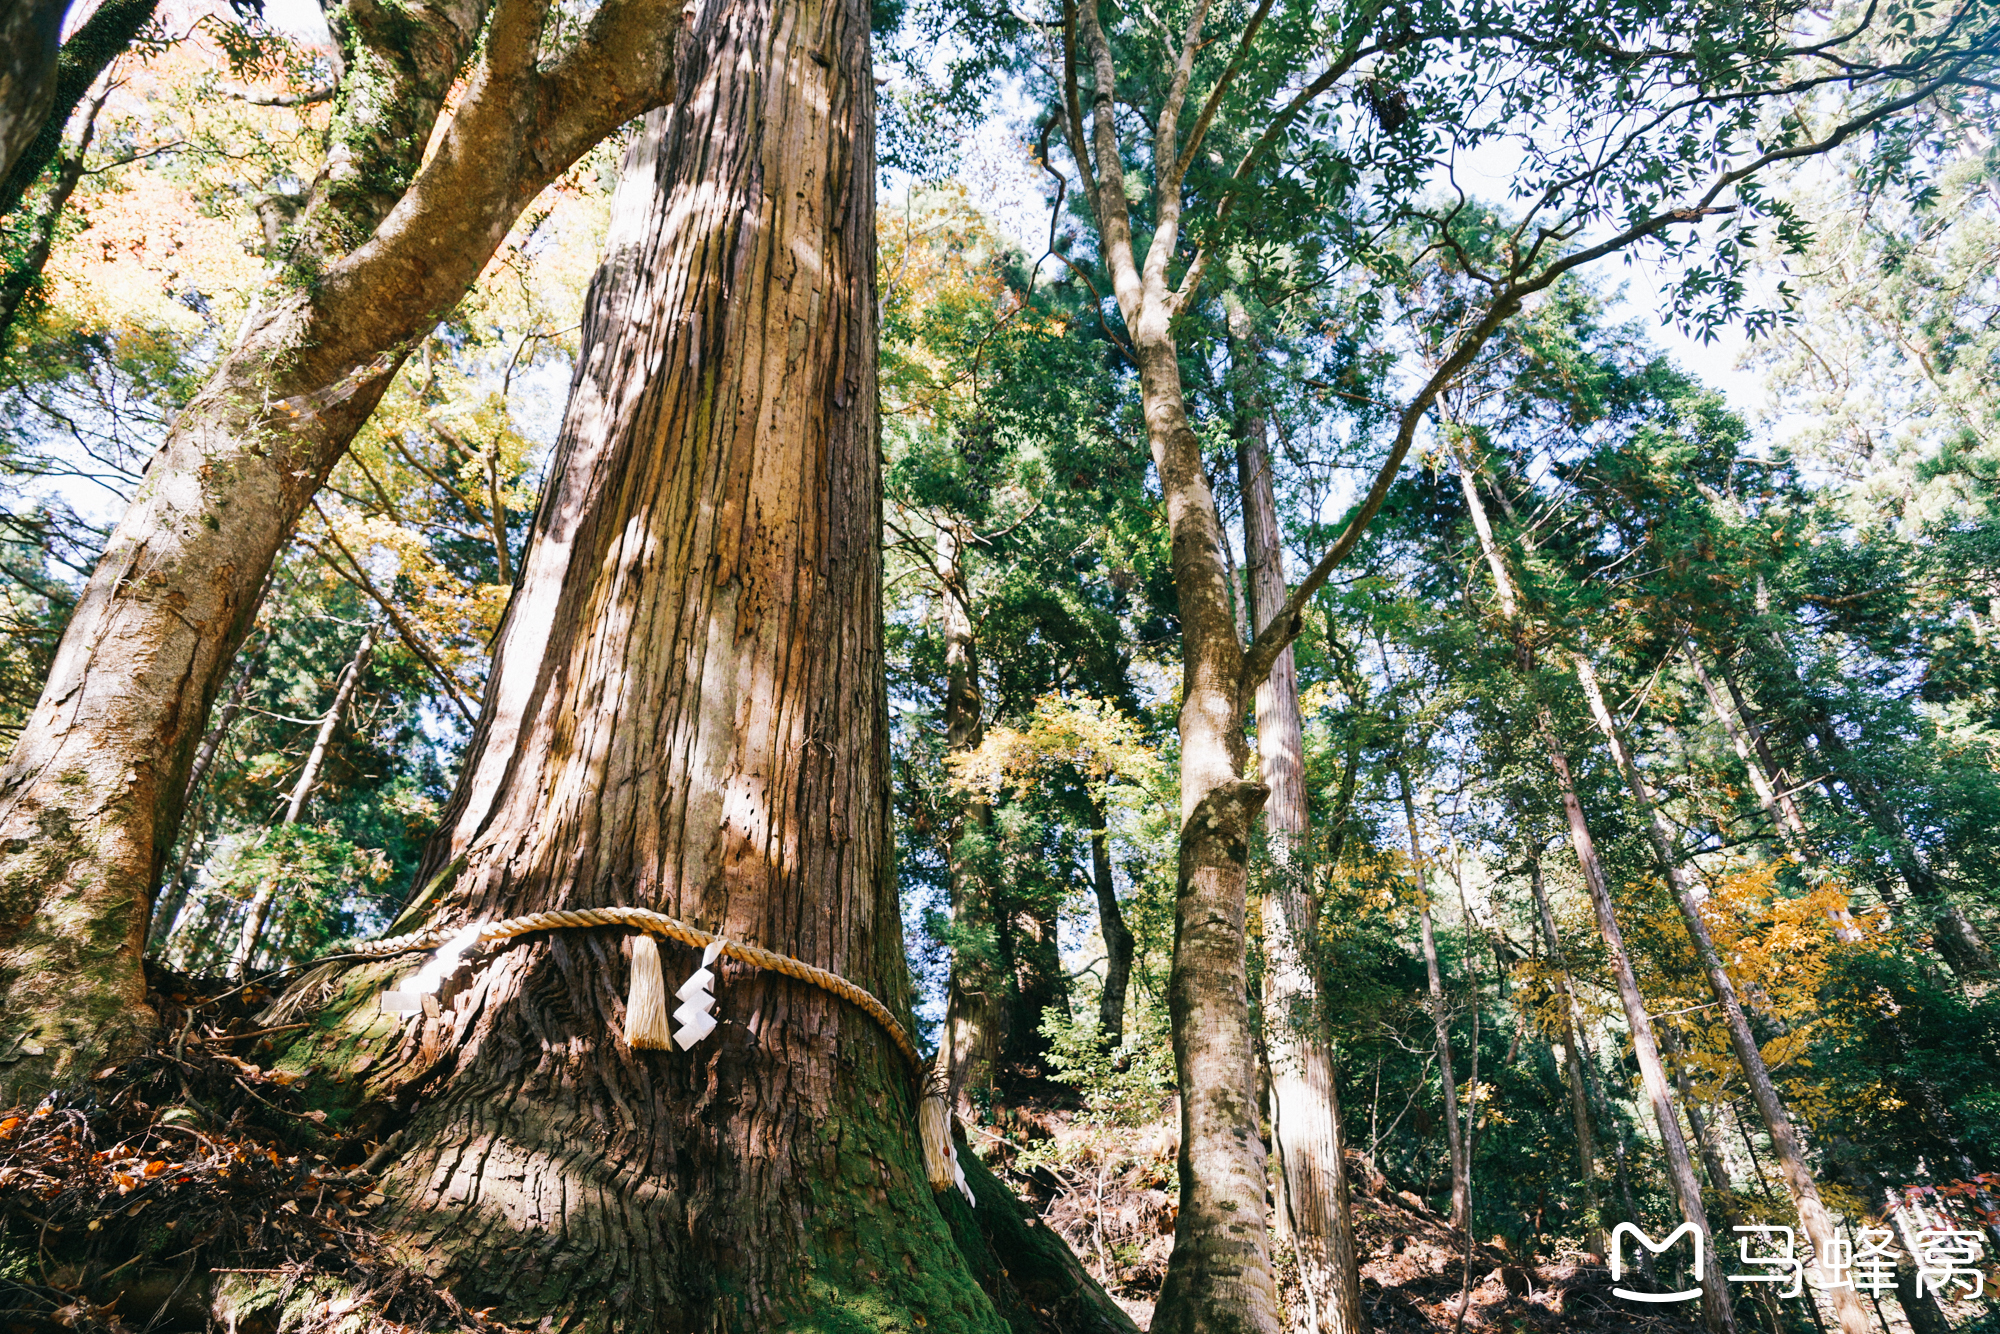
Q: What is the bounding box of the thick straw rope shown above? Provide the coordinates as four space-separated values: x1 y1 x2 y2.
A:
353 906 922 1071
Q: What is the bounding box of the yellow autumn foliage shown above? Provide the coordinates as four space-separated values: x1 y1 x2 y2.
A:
1641 860 1894 1129
948 694 1161 797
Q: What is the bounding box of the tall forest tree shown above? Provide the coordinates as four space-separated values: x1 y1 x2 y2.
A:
0 0 690 1098
262 1 1129 1324
1005 0 2000 1323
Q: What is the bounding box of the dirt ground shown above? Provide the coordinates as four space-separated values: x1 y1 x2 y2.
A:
974 1099 1708 1333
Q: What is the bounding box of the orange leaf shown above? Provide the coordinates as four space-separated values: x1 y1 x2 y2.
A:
0 1116 19 1138
143 1160 168 1176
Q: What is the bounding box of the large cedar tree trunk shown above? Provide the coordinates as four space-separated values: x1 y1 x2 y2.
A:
1398 775 1468 1234
294 16 1015 1322
0 0 686 1101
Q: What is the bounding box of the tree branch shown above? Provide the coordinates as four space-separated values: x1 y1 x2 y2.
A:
1235 57 1981 703
304 515 478 725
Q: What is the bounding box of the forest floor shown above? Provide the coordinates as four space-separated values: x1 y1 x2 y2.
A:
977 1100 1707 1333
2 965 1704 1333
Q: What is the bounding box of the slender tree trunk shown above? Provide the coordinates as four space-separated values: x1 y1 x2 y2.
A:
1232 295 1367 1334
1526 853 1606 1257
1540 719 1736 1334
279 20 1041 1322
1686 644 1812 857
1402 774 1469 1234
229 623 376 978
0 0 685 1102
1005 898 1068 1078
1688 642 1864 945
934 524 1004 1116
1656 1022 1735 1209
1575 651 1874 1334
1444 430 1725 1316
280 625 376 829
150 643 261 949
0 86 100 343
1090 802 1133 1047
1060 3 1282 1322
1730 649 1991 973
0 0 158 227
182 643 259 809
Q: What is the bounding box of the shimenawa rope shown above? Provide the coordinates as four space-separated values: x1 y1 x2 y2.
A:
360 905 971 1201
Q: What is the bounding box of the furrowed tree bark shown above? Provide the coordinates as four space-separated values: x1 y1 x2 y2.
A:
1525 851 1606 1257
1541 717 1736 1334
1399 771 1468 1234
0 0 686 1101
1574 651 1872 1334
934 523 1004 1116
1231 296 1366 1334
274 15 1032 1319
229 623 376 979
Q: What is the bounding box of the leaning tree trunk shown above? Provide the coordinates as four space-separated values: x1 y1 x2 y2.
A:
1575 651 1873 1334
0 0 685 1101
0 0 64 196
1444 433 1730 1325
1232 302 1367 1334
0 0 159 230
1540 719 1736 1334
280 20 1020 1323
1734 640 1991 974
1686 641 1866 945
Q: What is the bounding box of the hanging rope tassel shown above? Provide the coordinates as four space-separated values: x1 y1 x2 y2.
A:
919 1071 974 1206
624 933 676 1050
919 1072 954 1191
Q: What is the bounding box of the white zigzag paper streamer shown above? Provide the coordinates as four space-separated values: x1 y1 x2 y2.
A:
673 938 726 1049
